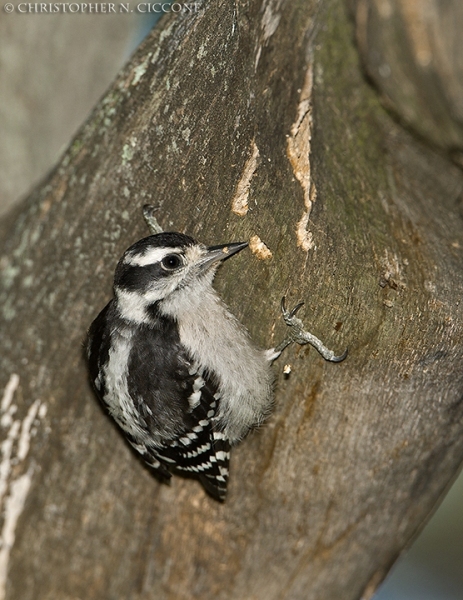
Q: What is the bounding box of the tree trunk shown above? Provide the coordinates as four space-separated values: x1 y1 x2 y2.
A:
1 1 463 599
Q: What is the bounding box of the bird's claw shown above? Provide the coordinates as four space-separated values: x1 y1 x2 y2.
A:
143 204 163 235
281 296 304 323
278 296 348 363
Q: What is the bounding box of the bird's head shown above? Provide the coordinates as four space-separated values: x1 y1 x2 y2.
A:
113 232 247 323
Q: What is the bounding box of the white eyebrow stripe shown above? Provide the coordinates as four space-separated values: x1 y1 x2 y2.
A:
124 247 184 267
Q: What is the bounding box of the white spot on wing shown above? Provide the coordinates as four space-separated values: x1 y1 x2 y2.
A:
188 390 201 409
188 376 206 409
193 376 205 392
159 455 176 464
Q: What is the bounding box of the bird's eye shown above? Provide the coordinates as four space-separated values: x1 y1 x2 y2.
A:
161 254 182 270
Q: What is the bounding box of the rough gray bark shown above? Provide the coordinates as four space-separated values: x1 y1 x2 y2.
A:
1 1 463 600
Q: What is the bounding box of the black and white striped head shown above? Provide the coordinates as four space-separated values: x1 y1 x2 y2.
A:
114 232 247 322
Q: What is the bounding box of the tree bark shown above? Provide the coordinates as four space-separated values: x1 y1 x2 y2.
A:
1 1 463 599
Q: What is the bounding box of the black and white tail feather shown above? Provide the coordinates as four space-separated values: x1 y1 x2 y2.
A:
87 206 346 501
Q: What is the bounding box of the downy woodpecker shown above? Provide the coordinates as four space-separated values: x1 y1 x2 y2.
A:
87 206 346 500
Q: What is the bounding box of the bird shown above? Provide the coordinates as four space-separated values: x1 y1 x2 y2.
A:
87 206 346 500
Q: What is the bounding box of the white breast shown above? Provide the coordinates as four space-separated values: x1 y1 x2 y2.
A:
159 282 274 443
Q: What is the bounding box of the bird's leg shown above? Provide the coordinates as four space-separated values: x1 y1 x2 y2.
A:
143 204 163 234
267 297 348 364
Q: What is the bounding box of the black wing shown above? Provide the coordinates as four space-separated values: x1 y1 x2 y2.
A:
155 390 231 501
127 318 231 501
128 385 230 501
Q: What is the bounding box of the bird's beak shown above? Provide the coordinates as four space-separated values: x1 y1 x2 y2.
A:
199 241 248 271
